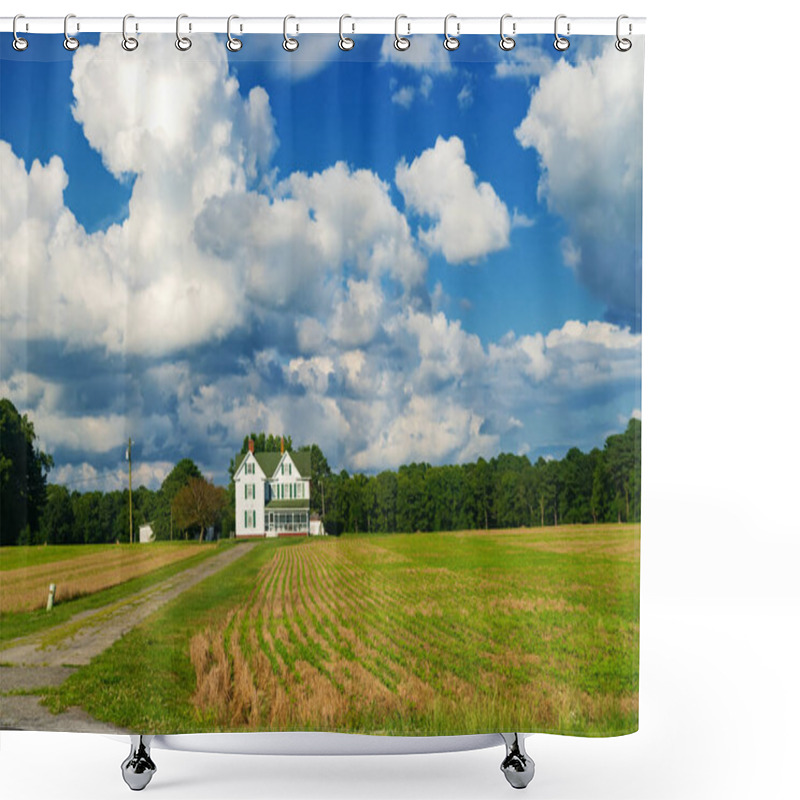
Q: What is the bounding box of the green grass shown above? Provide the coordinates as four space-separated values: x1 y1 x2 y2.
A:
0 541 233 646
44 526 639 737
44 538 300 730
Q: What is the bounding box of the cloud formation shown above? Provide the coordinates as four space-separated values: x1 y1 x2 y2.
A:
396 136 511 263
1 35 642 488
514 41 644 327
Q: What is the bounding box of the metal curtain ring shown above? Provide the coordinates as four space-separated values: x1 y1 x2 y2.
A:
283 15 299 51
63 13 79 51
339 14 354 51
12 14 28 51
443 14 460 51
227 15 243 51
394 14 410 51
122 14 138 51
615 14 632 51
499 14 515 51
554 15 570 51
175 13 192 51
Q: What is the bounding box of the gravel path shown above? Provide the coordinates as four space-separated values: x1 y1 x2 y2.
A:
0 542 255 731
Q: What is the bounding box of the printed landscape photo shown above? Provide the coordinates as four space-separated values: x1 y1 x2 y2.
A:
0 33 642 736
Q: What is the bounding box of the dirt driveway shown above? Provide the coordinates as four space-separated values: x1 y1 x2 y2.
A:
0 542 255 731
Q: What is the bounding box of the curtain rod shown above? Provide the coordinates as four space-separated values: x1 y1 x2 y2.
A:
0 16 645 36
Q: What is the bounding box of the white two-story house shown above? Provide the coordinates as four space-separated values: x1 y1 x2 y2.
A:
232 440 315 538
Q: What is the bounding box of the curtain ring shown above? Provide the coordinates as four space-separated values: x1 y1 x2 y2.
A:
175 13 192 51
283 15 299 52
443 14 460 51
63 14 79 51
615 15 632 52
227 15 243 51
394 14 410 51
339 14 355 51
499 14 515 51
12 14 28 51
122 14 138 51
554 15 570 51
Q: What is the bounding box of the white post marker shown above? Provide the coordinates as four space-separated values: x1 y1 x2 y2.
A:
46 583 56 611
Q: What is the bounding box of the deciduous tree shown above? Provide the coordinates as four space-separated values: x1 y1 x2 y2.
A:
171 477 227 540
0 399 53 545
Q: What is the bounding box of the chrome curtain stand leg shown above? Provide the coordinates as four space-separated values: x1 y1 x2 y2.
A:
500 733 535 789
121 735 157 791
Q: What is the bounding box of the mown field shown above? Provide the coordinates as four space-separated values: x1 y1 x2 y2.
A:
0 542 223 615
47 524 639 737
0 543 230 646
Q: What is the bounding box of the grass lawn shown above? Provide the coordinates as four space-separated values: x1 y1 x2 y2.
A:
45 525 639 737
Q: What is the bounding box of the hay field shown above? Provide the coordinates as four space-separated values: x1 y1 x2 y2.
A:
0 543 212 614
188 525 639 736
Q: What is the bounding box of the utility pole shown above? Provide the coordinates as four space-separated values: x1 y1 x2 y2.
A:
126 437 133 544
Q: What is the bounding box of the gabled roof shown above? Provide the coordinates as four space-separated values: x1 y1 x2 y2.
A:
233 449 312 479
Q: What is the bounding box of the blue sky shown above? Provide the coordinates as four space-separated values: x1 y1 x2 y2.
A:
0 33 643 491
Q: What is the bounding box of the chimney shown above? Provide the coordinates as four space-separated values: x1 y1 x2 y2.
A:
248 438 255 454
280 436 284 454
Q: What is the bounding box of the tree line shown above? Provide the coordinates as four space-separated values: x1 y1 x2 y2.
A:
1 398 229 546
236 419 641 536
1 396 640 546
12 459 228 547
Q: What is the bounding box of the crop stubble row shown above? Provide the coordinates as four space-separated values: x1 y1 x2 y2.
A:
189 532 638 734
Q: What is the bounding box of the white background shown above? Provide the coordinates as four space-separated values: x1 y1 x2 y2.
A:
2 1 799 798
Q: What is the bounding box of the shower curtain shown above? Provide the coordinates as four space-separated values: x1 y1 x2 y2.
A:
0 25 643 739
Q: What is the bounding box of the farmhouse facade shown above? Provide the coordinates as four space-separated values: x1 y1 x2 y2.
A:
232 439 322 538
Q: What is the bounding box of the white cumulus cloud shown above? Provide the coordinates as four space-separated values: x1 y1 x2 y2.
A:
514 41 644 326
395 136 511 263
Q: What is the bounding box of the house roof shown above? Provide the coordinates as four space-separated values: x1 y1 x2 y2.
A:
266 499 311 510
233 449 312 479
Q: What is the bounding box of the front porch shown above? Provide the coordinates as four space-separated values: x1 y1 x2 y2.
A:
266 501 310 536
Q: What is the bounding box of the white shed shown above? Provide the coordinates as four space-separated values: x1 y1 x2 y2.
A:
138 523 155 543
310 514 325 537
